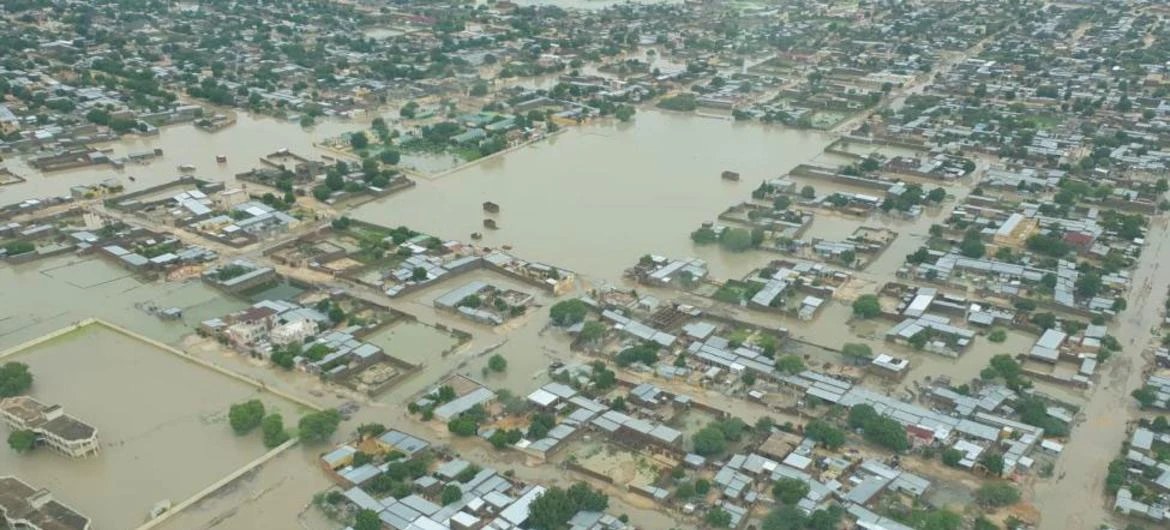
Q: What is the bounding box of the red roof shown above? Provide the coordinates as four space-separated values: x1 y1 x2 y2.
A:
1062 231 1094 247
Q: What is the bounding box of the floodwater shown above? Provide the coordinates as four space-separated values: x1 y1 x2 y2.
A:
364 321 460 366
0 256 246 349
1032 216 1170 529
354 110 833 281
0 113 355 203
0 325 302 530
157 445 336 530
371 269 570 401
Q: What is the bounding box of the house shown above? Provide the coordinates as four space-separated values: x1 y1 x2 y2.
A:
0 397 99 458
0 476 91 530
1029 329 1067 364
225 305 279 346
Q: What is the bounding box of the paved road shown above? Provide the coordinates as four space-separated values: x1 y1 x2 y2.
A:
1032 216 1170 529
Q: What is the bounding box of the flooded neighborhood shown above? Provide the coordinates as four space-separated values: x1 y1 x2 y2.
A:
1 1 1169 530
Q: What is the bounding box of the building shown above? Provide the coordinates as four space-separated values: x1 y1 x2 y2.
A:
0 397 99 458
0 476 91 530
0 105 19 135
868 354 910 380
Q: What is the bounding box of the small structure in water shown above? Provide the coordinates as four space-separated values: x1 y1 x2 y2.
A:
470 232 483 240
482 201 500 213
216 155 227 163
178 164 195 172
721 170 740 181
159 307 183 320
483 219 498 230
149 499 172 520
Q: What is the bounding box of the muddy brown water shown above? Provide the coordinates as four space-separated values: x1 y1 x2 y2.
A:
0 107 1090 530
353 110 834 281
0 325 304 530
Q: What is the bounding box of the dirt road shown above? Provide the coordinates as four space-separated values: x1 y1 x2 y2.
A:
1031 217 1170 529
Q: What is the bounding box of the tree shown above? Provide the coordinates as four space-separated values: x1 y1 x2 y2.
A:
691 226 718 244
578 321 606 344
980 452 1005 476
927 187 947 203
942 448 963 467
719 228 754 252
959 229 986 258
379 149 401 165
776 355 805 374
350 131 369 150
975 482 1021 507
804 420 845 449
706 506 732 528
354 509 381 530
839 250 856 267
616 343 659 367
357 423 387 438
762 505 807 530
8 430 36 453
800 185 816 199
441 484 463 505
449 416 480 437
973 516 999 530
615 105 635 122
549 299 588 326
298 409 342 443
988 329 1007 343
1031 312 1057 330
692 426 727 456
229 399 265 435
907 247 931 264
262 413 290 448
0 362 32 397
312 184 332 202
488 354 507 373
772 478 810 504
470 81 489 97
528 483 608 530
325 172 345 192
527 413 556 439
842 343 873 361
849 404 878 430
852 295 881 319
1134 386 1158 409
863 416 909 452
716 418 748 442
410 267 428 282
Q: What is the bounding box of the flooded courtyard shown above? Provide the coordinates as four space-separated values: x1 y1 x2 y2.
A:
353 111 833 281
0 256 246 349
0 324 304 530
363 321 461 366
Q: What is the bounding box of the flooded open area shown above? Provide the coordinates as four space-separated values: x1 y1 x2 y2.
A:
364 321 460 366
4 0 1162 529
0 256 246 349
0 324 304 530
354 111 832 281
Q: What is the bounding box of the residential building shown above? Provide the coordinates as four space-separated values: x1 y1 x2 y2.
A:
0 476 91 530
0 397 99 458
